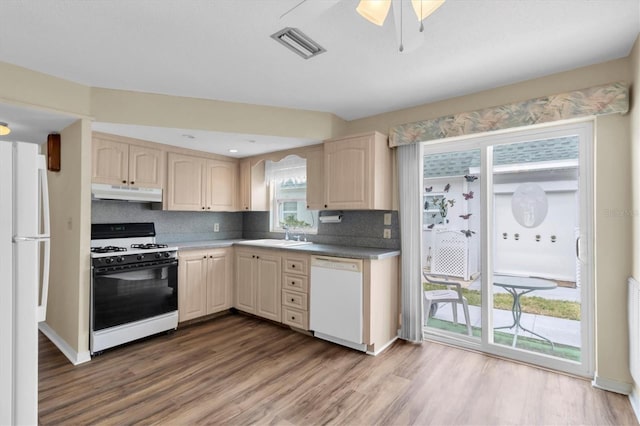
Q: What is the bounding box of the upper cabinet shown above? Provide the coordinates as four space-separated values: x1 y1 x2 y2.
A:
321 131 392 210
166 152 238 212
92 134 164 188
305 145 325 210
238 159 268 211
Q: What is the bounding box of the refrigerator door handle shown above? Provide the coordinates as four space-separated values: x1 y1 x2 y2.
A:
12 235 50 242
37 155 50 323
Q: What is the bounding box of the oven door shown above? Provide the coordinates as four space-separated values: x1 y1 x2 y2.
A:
91 259 178 332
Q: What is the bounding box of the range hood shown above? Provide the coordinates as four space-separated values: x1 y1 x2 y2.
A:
91 183 162 203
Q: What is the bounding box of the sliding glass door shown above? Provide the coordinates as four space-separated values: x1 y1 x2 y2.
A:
422 121 593 377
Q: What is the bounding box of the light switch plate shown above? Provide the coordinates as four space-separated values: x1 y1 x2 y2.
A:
214 223 220 232
383 213 392 226
383 229 391 239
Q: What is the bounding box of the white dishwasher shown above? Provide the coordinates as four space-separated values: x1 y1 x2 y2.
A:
310 256 365 352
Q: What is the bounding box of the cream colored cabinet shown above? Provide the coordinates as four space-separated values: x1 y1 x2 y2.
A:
205 159 237 211
167 153 206 211
92 136 163 188
234 248 282 322
305 146 325 210
323 132 392 210
239 159 268 211
281 253 310 330
167 152 238 211
178 248 233 322
362 256 400 354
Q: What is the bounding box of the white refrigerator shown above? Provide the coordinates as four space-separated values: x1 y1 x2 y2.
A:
0 141 51 425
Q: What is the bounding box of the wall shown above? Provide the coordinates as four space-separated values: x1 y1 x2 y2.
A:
90 88 346 142
45 118 92 361
629 34 640 416
345 57 634 388
91 201 243 242
243 210 400 250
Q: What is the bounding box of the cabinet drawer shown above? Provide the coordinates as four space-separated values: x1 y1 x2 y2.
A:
282 306 308 330
282 289 308 310
284 256 309 275
283 274 309 293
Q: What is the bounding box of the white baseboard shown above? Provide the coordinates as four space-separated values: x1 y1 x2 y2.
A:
367 336 399 356
592 373 632 395
38 322 91 366
629 387 640 424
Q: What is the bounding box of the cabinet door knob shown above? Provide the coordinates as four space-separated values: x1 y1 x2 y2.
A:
130 181 135 185
122 180 127 184
291 298 295 302
291 281 295 285
203 256 206 259
245 207 249 210
291 265 295 268
207 206 211 210
202 206 205 210
324 204 328 208
209 256 213 258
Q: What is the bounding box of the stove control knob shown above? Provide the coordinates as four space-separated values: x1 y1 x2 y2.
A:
164 252 171 258
155 253 162 259
116 257 124 263
105 258 114 264
137 255 144 261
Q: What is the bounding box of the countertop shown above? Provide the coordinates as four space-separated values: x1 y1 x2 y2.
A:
169 239 400 260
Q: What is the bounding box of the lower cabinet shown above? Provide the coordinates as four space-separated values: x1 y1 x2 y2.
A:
178 248 232 322
234 248 282 322
281 253 310 330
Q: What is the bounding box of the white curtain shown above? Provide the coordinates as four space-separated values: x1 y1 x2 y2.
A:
397 144 424 342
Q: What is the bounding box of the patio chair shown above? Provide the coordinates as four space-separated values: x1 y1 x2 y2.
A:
423 273 472 336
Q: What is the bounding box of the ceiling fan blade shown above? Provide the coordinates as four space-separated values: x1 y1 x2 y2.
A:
279 0 341 26
392 0 424 52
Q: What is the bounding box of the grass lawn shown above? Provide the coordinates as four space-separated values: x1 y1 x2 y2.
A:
424 283 580 321
427 318 581 362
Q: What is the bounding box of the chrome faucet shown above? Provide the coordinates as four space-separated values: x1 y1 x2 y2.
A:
284 225 290 241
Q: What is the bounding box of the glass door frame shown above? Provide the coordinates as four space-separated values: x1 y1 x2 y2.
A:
421 119 595 378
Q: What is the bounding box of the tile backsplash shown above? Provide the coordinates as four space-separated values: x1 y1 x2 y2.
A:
91 201 243 243
243 210 400 250
92 201 400 249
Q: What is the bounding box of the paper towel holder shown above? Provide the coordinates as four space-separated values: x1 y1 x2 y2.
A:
319 213 343 224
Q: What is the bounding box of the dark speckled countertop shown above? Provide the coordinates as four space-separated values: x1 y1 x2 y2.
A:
171 239 400 260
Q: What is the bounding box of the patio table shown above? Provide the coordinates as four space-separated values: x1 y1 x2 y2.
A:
493 275 557 349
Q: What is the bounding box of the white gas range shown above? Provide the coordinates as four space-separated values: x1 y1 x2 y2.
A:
90 222 179 355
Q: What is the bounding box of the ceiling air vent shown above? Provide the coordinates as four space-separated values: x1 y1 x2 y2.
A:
270 27 326 60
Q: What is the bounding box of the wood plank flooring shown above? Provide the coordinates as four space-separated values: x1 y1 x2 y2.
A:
39 313 637 425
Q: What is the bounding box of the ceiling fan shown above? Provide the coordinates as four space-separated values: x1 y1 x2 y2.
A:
280 0 446 53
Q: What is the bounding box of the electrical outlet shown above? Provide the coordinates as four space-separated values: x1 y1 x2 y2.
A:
383 229 391 239
383 213 392 226
214 223 220 232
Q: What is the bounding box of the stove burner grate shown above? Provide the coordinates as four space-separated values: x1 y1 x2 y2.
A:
91 246 127 254
130 243 169 250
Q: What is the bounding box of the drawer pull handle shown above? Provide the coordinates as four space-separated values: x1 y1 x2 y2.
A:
291 298 295 302
291 316 295 320
291 281 295 284
292 265 296 268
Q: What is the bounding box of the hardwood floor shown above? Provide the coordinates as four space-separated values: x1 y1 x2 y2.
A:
39 313 637 425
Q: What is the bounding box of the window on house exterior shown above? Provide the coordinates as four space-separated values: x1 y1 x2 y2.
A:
266 155 318 235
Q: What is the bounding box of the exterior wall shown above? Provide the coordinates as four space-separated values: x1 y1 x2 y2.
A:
346 56 634 387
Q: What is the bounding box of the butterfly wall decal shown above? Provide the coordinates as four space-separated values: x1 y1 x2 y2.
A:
427 224 435 229
425 186 432 192
459 214 472 219
464 175 478 182
462 191 474 200
460 229 476 238
444 183 450 192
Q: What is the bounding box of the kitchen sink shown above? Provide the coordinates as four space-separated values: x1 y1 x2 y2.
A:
238 239 313 248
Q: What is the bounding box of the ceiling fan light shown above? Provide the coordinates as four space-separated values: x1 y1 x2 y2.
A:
356 0 392 26
411 0 445 21
0 122 10 136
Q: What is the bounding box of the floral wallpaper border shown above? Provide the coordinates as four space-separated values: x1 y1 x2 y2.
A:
389 82 629 147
